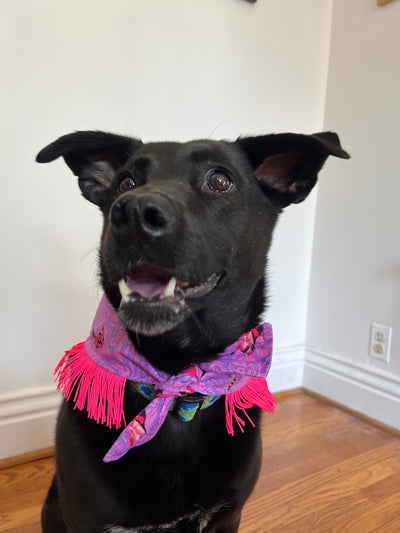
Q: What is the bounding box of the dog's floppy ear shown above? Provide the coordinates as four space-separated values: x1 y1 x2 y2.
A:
237 132 349 208
36 131 142 207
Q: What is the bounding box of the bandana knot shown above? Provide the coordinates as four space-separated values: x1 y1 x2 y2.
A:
55 295 276 462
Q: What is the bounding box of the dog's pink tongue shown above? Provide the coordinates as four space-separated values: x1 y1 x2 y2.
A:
126 267 170 298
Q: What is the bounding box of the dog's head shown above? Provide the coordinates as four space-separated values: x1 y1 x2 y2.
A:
37 131 348 371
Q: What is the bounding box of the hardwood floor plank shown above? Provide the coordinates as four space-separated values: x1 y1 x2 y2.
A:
360 470 400 502
0 458 53 533
331 492 400 533
271 494 373 533
0 505 42 533
377 515 400 533
271 473 400 532
242 443 400 531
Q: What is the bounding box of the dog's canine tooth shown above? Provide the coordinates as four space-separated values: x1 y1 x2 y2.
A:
162 277 177 297
118 278 133 301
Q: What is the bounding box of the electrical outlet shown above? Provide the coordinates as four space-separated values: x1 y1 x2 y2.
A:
369 323 392 362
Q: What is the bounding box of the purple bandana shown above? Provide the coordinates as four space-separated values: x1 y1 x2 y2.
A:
55 295 275 462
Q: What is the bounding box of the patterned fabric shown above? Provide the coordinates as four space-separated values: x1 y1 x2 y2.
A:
133 382 221 421
55 295 275 462
173 394 221 421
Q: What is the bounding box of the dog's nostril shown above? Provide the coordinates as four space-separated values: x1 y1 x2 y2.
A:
143 206 168 228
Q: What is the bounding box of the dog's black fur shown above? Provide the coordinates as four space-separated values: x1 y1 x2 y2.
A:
37 131 348 533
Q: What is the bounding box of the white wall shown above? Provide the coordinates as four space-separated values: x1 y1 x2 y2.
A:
0 0 333 457
305 0 400 429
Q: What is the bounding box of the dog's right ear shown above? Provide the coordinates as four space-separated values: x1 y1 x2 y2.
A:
36 131 142 207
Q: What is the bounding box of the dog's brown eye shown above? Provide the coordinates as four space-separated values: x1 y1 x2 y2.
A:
119 176 136 193
207 171 232 192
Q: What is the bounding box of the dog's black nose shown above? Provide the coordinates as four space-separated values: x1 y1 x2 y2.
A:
111 193 179 241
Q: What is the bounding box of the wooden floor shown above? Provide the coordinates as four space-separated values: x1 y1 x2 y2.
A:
1 391 400 532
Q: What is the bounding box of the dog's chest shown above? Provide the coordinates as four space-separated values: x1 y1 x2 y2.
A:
105 501 226 533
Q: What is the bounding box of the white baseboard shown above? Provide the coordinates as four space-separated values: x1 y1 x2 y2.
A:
304 348 400 431
1 346 399 460
0 386 60 460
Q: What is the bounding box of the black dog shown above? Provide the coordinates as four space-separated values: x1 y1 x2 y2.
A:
37 130 348 533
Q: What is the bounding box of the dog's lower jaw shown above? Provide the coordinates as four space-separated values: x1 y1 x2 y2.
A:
99 269 190 337
117 300 191 336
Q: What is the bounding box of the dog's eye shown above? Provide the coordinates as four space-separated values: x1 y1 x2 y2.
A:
119 176 136 193
207 170 233 193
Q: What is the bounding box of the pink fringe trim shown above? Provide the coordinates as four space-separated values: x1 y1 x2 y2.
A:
54 342 126 429
225 378 277 436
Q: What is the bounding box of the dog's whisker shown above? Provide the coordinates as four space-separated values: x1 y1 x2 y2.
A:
80 244 99 262
207 121 227 139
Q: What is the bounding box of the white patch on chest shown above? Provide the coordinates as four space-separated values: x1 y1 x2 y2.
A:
105 501 227 533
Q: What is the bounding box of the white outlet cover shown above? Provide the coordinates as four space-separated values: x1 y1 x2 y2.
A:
369 323 392 362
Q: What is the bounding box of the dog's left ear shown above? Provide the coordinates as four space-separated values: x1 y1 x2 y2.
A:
237 132 349 207
36 131 143 207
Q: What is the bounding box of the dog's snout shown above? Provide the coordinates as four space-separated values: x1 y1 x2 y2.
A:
111 193 180 242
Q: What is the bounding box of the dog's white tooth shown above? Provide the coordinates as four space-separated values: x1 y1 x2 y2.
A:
122 294 131 304
118 278 133 300
162 277 177 297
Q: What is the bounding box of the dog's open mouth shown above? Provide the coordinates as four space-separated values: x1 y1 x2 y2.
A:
118 266 220 305
116 265 221 336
